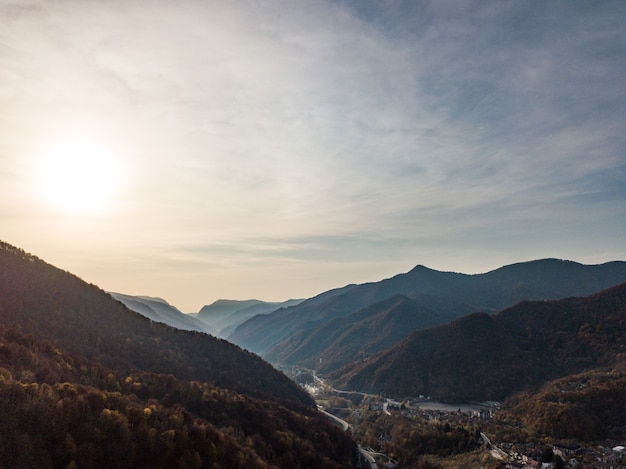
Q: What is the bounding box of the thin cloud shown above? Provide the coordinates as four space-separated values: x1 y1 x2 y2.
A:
1 0 624 309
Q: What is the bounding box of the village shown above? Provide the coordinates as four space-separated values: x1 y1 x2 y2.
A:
290 368 626 469
378 397 624 468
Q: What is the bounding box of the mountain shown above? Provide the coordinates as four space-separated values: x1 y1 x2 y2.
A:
198 299 265 322
197 298 303 339
0 243 301 401
230 259 626 368
0 241 356 468
331 281 626 403
265 293 477 373
228 284 358 354
110 292 212 334
502 361 626 441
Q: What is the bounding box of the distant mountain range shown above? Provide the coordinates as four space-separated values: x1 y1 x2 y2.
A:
107 294 304 341
266 293 476 373
196 298 303 339
330 281 626 403
230 259 626 375
110 292 212 334
0 241 356 467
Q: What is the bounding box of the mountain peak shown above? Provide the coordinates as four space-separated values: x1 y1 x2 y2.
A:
408 264 437 273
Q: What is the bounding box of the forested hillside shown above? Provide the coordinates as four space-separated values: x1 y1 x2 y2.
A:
502 361 626 441
0 241 356 468
332 282 626 403
231 259 626 372
265 294 477 373
0 242 306 403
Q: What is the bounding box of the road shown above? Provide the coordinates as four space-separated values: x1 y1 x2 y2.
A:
318 406 350 432
303 368 395 468
317 406 397 469
317 408 378 468
358 446 378 469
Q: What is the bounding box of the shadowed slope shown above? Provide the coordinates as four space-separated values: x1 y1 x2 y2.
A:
0 240 357 468
265 294 477 373
0 241 309 403
232 259 626 373
331 282 626 402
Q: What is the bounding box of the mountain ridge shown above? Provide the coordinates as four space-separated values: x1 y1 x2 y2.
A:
330 281 626 402
197 298 304 339
231 258 626 374
265 293 477 373
0 240 357 468
0 241 309 403
110 292 212 334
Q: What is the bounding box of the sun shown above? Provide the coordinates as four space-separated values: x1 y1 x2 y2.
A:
39 138 120 215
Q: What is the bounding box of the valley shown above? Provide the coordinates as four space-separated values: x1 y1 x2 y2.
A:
4 1 624 467
288 366 626 468
2 239 626 468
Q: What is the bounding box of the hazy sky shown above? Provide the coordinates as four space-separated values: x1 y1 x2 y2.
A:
2 0 625 312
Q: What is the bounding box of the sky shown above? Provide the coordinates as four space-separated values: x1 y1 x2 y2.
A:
1 0 625 312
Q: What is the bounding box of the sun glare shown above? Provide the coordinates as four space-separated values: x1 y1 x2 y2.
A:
39 139 119 215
